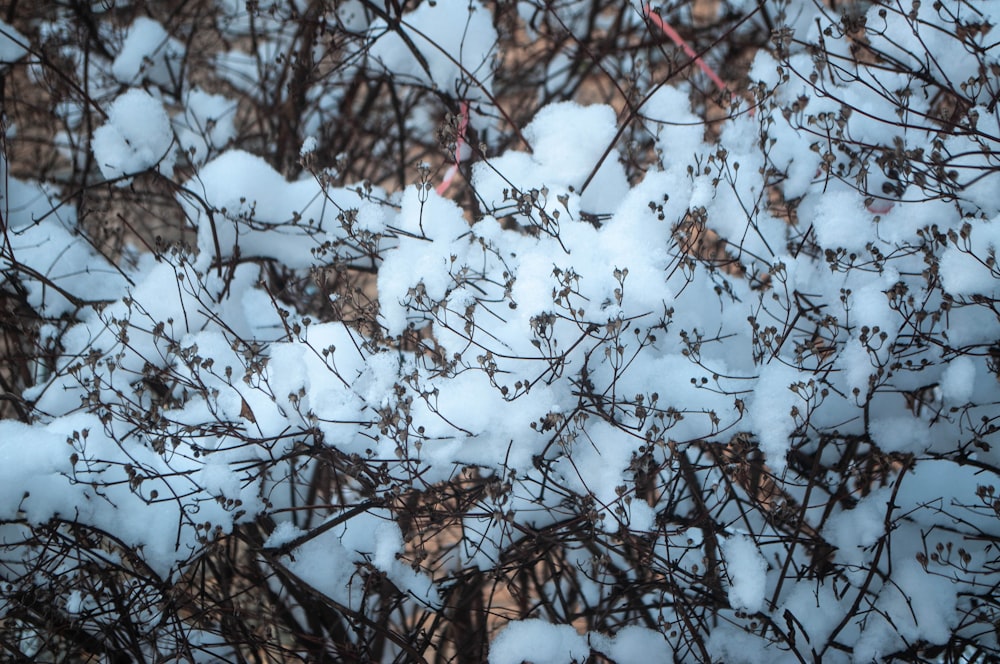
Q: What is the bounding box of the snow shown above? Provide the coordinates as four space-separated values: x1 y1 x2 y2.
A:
281 508 439 609
597 625 672 664
808 190 872 252
472 101 629 219
869 414 931 453
853 561 961 662
747 363 803 472
180 149 386 271
489 620 590 664
112 17 185 87
822 488 890 574
939 245 998 297
720 534 768 614
335 0 369 32
941 356 976 403
7 1 1000 660
0 19 28 64
523 102 619 188
263 520 305 549
176 88 236 163
836 337 874 397
706 623 771 664
645 85 705 165
377 185 471 335
552 421 647 532
848 280 899 346
299 135 318 155
779 581 846 649
0 420 76 524
2 164 129 314
367 0 497 97
92 89 176 184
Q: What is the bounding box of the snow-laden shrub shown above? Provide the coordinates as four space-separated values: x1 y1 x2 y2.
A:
1 0 1000 661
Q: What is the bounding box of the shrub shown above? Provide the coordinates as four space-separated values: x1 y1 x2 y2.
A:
1 1 999 661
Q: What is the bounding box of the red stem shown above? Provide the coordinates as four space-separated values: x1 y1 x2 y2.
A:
436 100 470 195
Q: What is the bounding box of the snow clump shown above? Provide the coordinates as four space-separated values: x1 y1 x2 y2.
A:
112 17 185 86
92 89 175 184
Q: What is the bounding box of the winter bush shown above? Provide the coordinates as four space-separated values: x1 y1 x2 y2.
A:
1 0 1000 661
